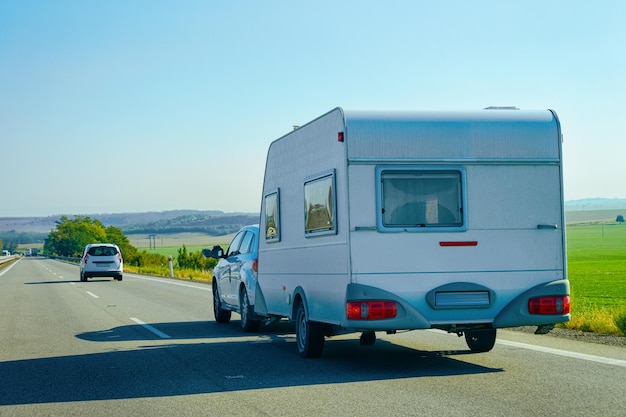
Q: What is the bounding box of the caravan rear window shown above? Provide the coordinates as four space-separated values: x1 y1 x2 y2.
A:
376 166 466 232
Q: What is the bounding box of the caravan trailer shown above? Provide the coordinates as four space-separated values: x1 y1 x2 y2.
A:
254 107 570 357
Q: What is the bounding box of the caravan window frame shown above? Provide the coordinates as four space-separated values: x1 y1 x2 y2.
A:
304 170 337 237
264 189 281 242
375 165 467 232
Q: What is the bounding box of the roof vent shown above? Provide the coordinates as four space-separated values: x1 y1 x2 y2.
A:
484 106 519 110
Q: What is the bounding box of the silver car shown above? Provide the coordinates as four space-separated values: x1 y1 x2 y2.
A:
80 243 123 282
209 224 261 332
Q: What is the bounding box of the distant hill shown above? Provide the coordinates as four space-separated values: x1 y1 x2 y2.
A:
0 210 259 236
122 212 259 235
565 209 625 224
3 200 625 237
565 198 626 211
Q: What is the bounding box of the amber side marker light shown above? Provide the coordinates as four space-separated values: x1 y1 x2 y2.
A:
347 301 397 320
528 296 571 315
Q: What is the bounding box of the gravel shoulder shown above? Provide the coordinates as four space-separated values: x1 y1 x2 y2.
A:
511 326 626 348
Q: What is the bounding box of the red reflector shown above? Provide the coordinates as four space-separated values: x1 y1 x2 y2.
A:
338 132 344 142
252 259 258 272
439 241 478 247
346 301 397 320
529 296 570 315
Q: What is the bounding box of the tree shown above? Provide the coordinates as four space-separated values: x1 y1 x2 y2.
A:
44 216 107 256
617 215 624 223
177 244 217 271
104 225 138 261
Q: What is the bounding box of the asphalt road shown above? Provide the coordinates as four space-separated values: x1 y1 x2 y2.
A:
1 258 625 417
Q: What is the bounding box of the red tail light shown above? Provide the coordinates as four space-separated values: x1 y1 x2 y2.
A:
83 254 89 263
252 259 258 272
529 296 570 315
347 301 397 320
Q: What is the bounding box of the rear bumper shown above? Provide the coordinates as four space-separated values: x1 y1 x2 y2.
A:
84 270 122 277
493 279 570 327
342 279 570 332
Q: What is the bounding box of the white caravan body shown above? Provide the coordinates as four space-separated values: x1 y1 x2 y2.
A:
255 107 569 356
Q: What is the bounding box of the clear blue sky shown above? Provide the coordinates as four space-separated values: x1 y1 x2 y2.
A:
1 1 624 217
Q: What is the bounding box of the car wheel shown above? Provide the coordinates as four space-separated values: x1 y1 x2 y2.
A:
115 275 123 281
80 272 85 282
295 301 324 358
240 288 261 332
465 328 497 352
212 280 231 324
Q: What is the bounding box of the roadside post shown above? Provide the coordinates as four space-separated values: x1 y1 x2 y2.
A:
168 256 174 277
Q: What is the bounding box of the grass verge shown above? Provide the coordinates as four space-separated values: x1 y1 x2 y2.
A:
563 223 626 335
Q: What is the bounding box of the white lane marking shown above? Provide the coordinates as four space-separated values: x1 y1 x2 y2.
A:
86 291 99 299
497 339 626 368
429 329 626 368
131 275 211 291
130 317 171 339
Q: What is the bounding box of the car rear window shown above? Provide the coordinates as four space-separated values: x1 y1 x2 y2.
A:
88 246 118 256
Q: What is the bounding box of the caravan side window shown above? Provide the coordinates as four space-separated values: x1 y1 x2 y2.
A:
376 166 466 232
304 170 337 236
264 189 280 242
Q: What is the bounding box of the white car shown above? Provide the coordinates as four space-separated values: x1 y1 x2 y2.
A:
80 243 123 282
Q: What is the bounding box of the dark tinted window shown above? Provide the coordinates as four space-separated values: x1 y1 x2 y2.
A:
88 246 119 256
226 232 246 257
239 231 255 254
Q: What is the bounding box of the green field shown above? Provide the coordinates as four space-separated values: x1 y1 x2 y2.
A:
139 245 216 258
565 223 626 334
128 232 234 258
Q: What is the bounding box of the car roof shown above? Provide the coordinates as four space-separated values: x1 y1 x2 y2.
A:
242 224 259 233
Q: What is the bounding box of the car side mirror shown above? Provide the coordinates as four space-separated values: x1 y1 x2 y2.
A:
202 245 224 259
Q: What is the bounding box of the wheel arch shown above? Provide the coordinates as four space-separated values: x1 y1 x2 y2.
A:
290 286 308 321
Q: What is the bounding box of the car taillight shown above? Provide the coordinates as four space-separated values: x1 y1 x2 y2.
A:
118 253 123 263
528 296 570 315
83 254 89 263
252 259 258 272
347 301 397 320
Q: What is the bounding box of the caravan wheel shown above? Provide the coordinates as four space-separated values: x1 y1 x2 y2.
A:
295 302 324 358
465 329 497 352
